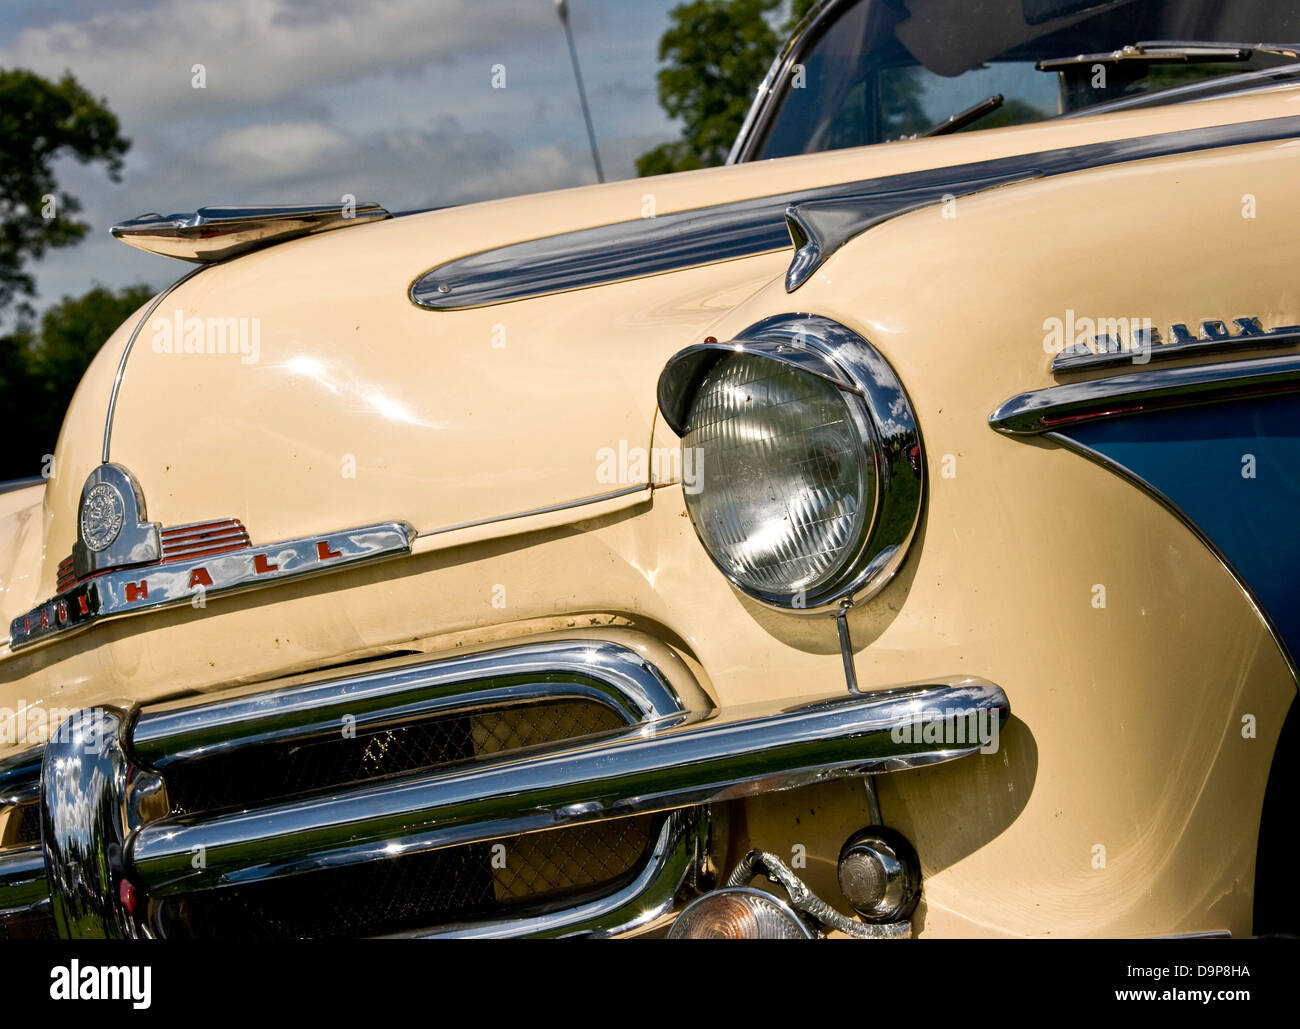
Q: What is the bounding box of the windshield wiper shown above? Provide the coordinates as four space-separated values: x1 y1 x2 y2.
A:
1036 39 1293 73
920 94 1005 138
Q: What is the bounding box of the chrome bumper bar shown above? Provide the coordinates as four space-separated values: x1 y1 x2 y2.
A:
130 677 1006 893
1 652 1008 938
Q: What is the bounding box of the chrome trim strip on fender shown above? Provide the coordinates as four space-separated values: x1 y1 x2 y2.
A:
413 484 650 540
8 520 416 652
783 172 1035 290
989 353 1300 436
128 678 1008 895
412 115 1300 311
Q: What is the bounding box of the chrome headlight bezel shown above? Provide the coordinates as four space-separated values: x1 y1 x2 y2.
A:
656 314 924 612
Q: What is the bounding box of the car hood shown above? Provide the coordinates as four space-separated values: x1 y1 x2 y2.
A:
15 85 1298 613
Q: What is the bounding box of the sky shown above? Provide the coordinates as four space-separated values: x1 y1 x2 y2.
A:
0 0 689 318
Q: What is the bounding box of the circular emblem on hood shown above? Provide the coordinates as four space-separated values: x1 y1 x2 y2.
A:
80 482 126 552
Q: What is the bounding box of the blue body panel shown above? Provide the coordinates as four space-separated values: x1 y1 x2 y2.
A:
1064 393 1300 666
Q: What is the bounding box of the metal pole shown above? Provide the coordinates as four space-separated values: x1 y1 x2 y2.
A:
555 0 605 183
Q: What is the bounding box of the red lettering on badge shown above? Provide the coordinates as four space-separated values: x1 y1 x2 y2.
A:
316 540 342 561
254 554 278 574
189 567 213 588
125 580 148 603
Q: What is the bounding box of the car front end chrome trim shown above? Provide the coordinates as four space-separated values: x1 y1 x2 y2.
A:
1 638 723 938
127 677 1007 897
39 706 143 938
130 638 683 769
110 203 390 263
1050 317 1300 373
8 520 416 653
990 353 1300 435
388 808 709 939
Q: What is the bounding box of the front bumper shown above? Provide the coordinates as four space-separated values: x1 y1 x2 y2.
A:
0 638 1008 938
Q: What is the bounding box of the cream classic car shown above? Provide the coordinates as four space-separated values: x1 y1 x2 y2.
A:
2 0 1299 939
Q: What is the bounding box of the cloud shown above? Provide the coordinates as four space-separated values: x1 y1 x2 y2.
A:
0 0 556 119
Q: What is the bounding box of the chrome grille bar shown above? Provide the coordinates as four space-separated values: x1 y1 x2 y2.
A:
129 678 1008 895
131 639 679 768
0 844 47 916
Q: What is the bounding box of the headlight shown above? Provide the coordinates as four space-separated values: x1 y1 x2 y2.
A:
682 353 874 599
657 315 923 611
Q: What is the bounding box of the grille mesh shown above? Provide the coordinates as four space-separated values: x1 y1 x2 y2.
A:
7 803 41 846
163 698 625 816
155 695 648 937
160 815 657 939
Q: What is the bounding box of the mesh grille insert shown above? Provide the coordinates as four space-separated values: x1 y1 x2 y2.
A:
151 693 650 937
158 815 657 939
162 697 626 816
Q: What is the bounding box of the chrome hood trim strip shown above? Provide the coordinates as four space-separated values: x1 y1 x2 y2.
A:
411 115 1300 311
102 267 206 463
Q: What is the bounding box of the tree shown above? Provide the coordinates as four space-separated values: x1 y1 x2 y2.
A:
0 69 130 317
0 284 154 481
637 0 818 176
0 69 134 479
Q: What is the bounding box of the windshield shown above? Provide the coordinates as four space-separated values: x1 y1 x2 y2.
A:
748 0 1300 160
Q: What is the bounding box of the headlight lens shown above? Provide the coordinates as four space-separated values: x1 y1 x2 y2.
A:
681 353 875 601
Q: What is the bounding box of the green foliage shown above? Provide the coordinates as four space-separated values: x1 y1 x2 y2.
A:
636 0 819 176
0 69 130 316
0 284 154 480
0 68 134 479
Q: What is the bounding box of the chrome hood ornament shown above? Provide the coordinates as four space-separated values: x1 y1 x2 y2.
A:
110 203 391 263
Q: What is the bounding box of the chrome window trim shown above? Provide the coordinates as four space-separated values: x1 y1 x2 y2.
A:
657 314 924 612
727 0 847 165
727 1 1300 164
